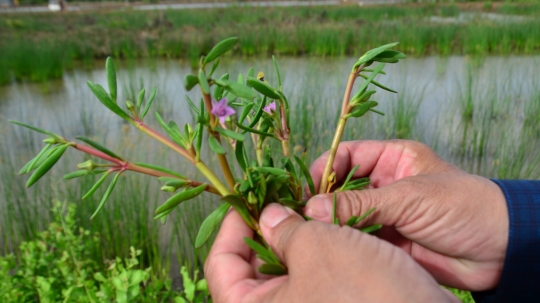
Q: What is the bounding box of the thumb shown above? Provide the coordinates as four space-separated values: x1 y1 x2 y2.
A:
303 178 419 227
259 203 309 264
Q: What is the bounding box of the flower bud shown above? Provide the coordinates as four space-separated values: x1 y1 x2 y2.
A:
126 100 135 112
77 160 96 171
160 185 177 193
43 137 58 144
247 191 258 205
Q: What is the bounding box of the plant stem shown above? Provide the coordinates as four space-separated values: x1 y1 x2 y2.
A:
196 162 231 196
134 122 195 163
281 140 290 157
318 118 347 194
320 71 358 194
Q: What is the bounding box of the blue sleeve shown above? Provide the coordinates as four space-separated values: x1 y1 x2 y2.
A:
471 180 540 303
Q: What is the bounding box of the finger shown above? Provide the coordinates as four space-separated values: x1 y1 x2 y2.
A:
259 203 307 264
304 177 419 225
205 210 258 302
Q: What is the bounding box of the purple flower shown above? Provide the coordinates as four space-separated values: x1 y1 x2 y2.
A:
263 102 277 114
211 98 236 124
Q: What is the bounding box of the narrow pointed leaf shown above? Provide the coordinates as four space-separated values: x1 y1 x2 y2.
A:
82 171 111 200
106 57 117 104
208 136 226 155
141 86 156 119
90 172 121 220
339 164 360 191
26 144 68 188
136 89 146 114
258 263 287 276
213 74 229 100
247 67 254 79
185 95 199 115
195 203 230 248
76 136 123 160
359 224 383 233
358 74 397 93
204 37 238 64
155 184 206 215
246 96 266 130
235 121 275 138
184 74 199 91
195 123 204 162
215 79 256 100
356 42 399 67
27 143 52 173
215 127 245 142
18 145 52 175
209 58 220 77
374 50 406 60
239 103 255 124
294 156 316 196
9 120 59 138
134 162 187 179
254 167 288 176
87 81 130 120
346 101 378 118
221 195 256 229
369 108 385 116
235 141 248 172
356 63 385 96
272 56 283 90
246 78 281 99
199 69 210 94
64 169 108 180
244 237 280 264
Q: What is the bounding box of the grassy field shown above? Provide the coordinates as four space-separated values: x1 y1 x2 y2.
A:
1 2 540 84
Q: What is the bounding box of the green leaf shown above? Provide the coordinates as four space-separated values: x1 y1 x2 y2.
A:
64 169 107 180
374 50 406 60
254 167 288 176
244 237 280 264
358 74 397 93
90 172 121 219
213 73 229 100
141 86 157 119
332 193 339 225
235 141 248 172
87 81 130 120
239 102 254 124
195 203 230 248
374 57 399 63
363 69 387 75
195 122 204 162
351 90 376 106
136 88 146 114
235 121 275 138
106 57 117 104
346 101 378 119
76 136 123 160
237 73 244 85
221 195 256 229
198 69 210 94
185 95 199 115
246 78 281 99
357 63 385 96
27 143 52 173
134 162 187 179
359 224 383 233
339 164 360 191
204 37 238 64
155 184 206 215
184 75 199 91
294 156 316 196
26 144 68 188
272 55 282 90
215 127 245 142
82 171 111 200
369 108 385 116
247 67 255 79
209 57 220 77
215 79 256 100
246 96 266 130
9 120 59 138
18 145 53 175
208 136 226 155
281 157 297 180
355 42 399 67
258 263 287 276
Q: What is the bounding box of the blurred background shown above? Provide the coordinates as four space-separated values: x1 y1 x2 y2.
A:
1 0 539 302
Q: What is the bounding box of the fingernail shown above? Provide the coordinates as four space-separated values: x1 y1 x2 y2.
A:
304 196 332 220
261 203 295 229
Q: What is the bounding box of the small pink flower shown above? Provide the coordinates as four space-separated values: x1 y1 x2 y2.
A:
211 98 236 124
263 102 276 114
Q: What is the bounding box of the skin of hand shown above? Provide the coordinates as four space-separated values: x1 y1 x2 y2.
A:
304 140 509 291
205 204 461 303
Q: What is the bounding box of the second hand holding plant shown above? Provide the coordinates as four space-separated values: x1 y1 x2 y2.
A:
9 37 405 276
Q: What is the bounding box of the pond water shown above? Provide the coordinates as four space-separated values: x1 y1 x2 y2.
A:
1 56 539 276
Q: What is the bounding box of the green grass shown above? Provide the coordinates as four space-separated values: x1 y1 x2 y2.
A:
1 4 540 83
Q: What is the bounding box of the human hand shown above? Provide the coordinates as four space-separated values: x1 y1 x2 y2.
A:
205 204 460 303
304 140 509 291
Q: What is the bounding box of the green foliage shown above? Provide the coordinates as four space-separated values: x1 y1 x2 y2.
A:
0 203 210 303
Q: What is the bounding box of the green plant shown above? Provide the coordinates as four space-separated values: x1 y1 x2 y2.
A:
0 202 210 303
